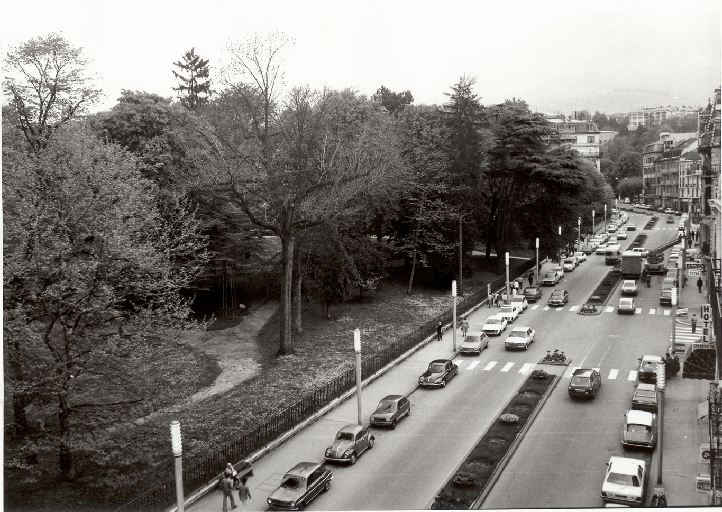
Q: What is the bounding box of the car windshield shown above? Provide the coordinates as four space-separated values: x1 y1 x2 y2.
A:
525 288 538 293
607 472 639 487
429 363 446 373
551 291 564 297
620 300 633 306
486 318 501 325
627 423 651 434
281 477 303 489
564 260 573 264
509 331 525 337
376 401 397 413
466 335 481 344
501 306 513 312
336 431 354 441
544 273 554 279
571 376 590 386
624 281 635 286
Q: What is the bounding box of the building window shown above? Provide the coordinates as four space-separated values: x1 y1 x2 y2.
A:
587 136 595 143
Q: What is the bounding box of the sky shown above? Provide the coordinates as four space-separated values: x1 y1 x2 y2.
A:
1 0 720 115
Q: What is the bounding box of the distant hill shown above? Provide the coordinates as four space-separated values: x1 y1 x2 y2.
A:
530 88 707 115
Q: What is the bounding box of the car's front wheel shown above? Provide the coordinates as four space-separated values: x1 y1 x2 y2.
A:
441 380 446 388
349 453 357 465
390 419 397 430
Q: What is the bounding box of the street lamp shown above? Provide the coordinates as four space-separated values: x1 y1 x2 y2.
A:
505 252 510 305
354 329 362 425
604 203 607 230
577 217 581 252
592 209 596 235
656 361 666 486
558 226 562 263
452 280 457 352
535 237 539 286
170 421 185 512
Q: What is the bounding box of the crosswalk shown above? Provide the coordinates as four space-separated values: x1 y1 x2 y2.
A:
517 304 673 315
669 322 703 344
454 358 643 381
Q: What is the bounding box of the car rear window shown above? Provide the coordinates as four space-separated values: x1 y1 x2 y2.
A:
608 472 639 487
636 390 656 398
627 424 651 433
571 376 590 386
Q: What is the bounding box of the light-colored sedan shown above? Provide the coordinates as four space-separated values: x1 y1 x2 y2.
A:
459 331 489 355
618 297 635 314
595 243 609 255
542 272 560 286
481 314 508 336
499 304 519 324
601 456 646 506
551 265 564 278
622 410 657 450
510 295 528 311
573 251 587 263
621 280 638 295
504 326 535 351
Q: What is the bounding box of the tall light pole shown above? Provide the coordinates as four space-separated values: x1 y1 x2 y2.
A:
558 226 562 263
353 329 362 425
535 237 540 286
170 421 185 512
604 203 607 230
505 252 510 305
452 280 457 352
592 209 596 235
577 217 581 252
656 361 666 486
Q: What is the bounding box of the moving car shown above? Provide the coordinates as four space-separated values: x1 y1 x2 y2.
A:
595 243 609 255
548 289 569 307
666 215 674 223
573 251 587 263
523 286 542 302
563 258 576 272
581 244 595 255
621 280 638 295
418 359 458 388
665 208 675 214
504 326 535 351
618 297 636 314
632 383 658 412
542 272 560 286
459 331 489 355
622 410 657 450
551 265 564 278
617 230 627 240
499 304 519 324
638 355 664 383
325 424 374 464
630 247 648 258
267 462 333 510
607 224 618 233
369 395 410 429
659 288 673 306
568 368 601 398
601 456 647 506
510 295 528 311
481 314 508 336
627 222 636 231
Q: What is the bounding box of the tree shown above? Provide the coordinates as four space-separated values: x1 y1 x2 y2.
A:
372 86 414 117
3 33 101 151
615 151 643 180
3 125 205 479
618 176 643 200
172 47 212 110
600 158 617 185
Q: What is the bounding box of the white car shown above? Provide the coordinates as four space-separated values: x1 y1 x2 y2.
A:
504 326 535 351
607 224 618 233
551 265 564 278
563 258 576 272
595 243 609 255
601 456 647 506
510 295 528 312
617 231 627 240
498 304 519 324
573 251 587 263
621 280 638 295
630 247 648 258
481 314 508 336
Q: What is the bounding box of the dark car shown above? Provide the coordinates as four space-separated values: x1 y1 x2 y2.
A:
523 286 542 302
581 244 595 255
325 424 374 464
632 383 658 412
459 331 490 355
568 368 602 398
666 216 674 223
267 462 333 510
548 289 569 307
418 359 458 388
369 395 410 429
659 288 673 306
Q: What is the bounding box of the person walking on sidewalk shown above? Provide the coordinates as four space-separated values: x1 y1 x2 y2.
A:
461 318 469 339
697 276 703 293
436 322 443 341
221 470 238 511
691 314 698 334
238 477 251 512
528 273 533 287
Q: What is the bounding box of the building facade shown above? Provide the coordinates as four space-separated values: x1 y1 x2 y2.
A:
642 132 698 207
545 117 601 171
628 105 701 130
698 87 721 262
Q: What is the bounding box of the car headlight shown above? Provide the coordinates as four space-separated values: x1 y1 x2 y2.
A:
267 499 273 504
601 491 608 497
325 448 331 456
289 501 296 507
418 377 423 383
344 448 353 456
434 378 443 384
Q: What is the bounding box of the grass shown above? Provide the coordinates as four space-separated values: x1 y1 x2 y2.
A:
431 373 556 509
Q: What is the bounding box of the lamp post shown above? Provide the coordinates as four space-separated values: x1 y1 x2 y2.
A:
558 226 562 264
170 421 184 512
604 203 607 230
452 280 457 352
592 209 596 235
535 237 539 286
354 329 362 425
505 252 510 305
656 361 666 486
577 217 581 252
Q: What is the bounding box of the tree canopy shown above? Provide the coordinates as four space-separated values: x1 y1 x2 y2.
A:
172 47 212 110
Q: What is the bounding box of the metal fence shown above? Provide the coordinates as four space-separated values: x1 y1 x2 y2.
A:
117 257 536 512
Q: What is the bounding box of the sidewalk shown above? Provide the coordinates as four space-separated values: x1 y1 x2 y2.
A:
655 268 715 506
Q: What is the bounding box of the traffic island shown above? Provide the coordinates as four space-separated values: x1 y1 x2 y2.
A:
430 373 559 510
538 351 571 366
643 216 659 230
578 267 622 315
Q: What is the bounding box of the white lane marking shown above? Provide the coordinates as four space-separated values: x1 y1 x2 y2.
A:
649 308 656 314
455 360 465 369
564 366 579 378
605 306 614 313
543 306 550 311
628 370 638 381
500 362 514 372
663 309 671 316
483 361 497 371
635 308 642 314
466 361 480 371
530 304 540 310
553 307 562 311
569 305 580 312
519 363 534 374
608 369 619 379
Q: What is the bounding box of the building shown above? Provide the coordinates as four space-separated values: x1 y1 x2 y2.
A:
545 116 602 171
698 87 721 261
678 149 703 213
642 132 698 207
654 138 698 211
628 105 701 130
599 130 618 145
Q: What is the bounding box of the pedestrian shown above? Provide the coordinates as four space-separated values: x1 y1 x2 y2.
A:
697 276 703 293
226 462 239 489
528 274 533 287
436 322 443 341
512 280 520 294
221 469 238 511
691 314 698 334
696 231 700 242
671 352 681 376
488 293 493 307
664 353 673 379
461 318 469 339
495 293 502 307
238 477 251 512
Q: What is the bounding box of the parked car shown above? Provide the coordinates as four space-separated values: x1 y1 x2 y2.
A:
574 251 587 263
523 286 542 302
459 331 489 355
267 462 333 510
369 395 410 429
563 258 576 272
418 359 458 388
325 424 374 464
622 410 657 450
621 280 638 295
627 222 636 231
481 314 508 336
601 456 647 506
499 305 519 324
618 297 636 314
632 382 658 412
638 355 664 383
581 244 595 255
504 326 535 351
551 265 564 278
568 368 601 398
510 295 528 311
542 272 560 286
595 243 609 255
548 289 569 307
607 224 618 233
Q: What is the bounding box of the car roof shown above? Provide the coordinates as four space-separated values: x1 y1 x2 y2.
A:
485 314 503 321
623 280 636 284
286 461 323 477
626 410 654 425
510 326 531 332
429 358 451 364
466 330 485 337
608 456 644 474
636 383 657 391
619 298 634 303
572 368 596 377
380 394 404 402
338 424 365 435
551 289 566 294
641 355 663 362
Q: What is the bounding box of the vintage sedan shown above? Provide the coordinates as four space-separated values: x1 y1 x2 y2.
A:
621 280 638 295
622 410 657 450
498 304 519 324
523 286 542 302
369 395 410 428
581 244 595 255
638 355 664 382
267 462 333 510
601 456 647 506
547 289 569 307
504 326 535 351
325 424 374 464
510 295 528 311
627 222 637 231
542 272 560 286
618 297 636 314
418 359 458 388
551 265 565 278
481 314 508 336
595 243 609 255
632 383 658 412
459 331 490 355
573 251 587 263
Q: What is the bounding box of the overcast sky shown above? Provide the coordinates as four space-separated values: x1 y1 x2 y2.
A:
1 0 720 114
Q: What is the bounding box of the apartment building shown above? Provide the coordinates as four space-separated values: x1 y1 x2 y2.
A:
545 116 601 171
